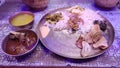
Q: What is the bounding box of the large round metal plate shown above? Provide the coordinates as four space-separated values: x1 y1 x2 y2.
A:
36 7 115 59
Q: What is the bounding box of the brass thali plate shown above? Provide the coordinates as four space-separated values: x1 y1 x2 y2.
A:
36 7 115 59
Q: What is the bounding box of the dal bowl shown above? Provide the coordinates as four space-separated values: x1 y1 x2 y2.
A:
9 11 34 30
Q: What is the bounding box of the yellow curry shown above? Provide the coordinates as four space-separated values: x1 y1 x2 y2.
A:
11 14 33 26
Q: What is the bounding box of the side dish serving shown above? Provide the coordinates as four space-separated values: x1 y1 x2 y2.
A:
2 30 38 56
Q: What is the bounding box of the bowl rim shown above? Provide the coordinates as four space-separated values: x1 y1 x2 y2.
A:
1 29 39 57
9 11 34 27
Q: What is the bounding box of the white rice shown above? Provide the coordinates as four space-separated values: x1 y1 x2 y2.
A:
53 11 70 30
78 9 103 35
45 8 103 35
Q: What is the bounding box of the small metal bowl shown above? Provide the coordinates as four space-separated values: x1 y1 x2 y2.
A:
94 0 119 9
1 29 39 57
22 0 49 10
9 11 34 30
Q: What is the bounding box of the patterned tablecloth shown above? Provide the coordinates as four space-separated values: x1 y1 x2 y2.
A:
0 0 120 67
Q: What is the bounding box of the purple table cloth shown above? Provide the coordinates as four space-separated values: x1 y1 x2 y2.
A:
0 0 120 67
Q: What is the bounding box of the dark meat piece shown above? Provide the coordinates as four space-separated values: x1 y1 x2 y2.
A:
26 37 36 47
84 24 102 44
9 31 26 41
67 13 83 31
76 36 83 49
68 19 79 31
93 36 108 49
93 20 99 24
99 21 107 31
15 45 27 54
93 20 107 31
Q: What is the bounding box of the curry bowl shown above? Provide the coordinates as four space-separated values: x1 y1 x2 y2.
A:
1 29 38 57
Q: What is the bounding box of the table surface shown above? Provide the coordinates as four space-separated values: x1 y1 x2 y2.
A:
0 0 120 67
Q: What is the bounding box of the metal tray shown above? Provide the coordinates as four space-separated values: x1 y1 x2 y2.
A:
37 7 115 59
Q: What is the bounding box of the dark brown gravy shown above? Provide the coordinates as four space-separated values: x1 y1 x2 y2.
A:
2 30 37 55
